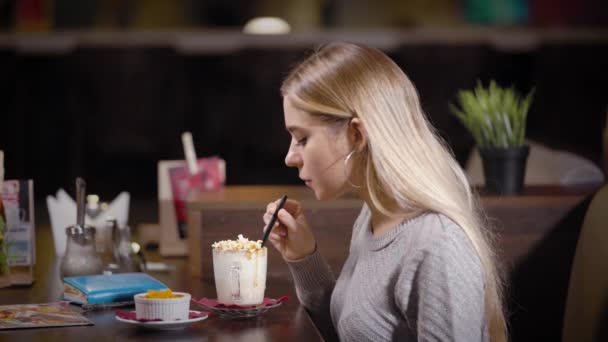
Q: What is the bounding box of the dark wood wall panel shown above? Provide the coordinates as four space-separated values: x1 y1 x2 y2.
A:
1 44 606 200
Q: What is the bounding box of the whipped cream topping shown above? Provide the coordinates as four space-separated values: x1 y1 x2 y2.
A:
212 234 265 253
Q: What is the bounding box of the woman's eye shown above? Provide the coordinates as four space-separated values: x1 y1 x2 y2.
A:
296 137 308 146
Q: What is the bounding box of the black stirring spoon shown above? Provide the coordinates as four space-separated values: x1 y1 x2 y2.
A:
261 195 288 247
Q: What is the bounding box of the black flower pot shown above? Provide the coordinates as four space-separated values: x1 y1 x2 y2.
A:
479 145 530 195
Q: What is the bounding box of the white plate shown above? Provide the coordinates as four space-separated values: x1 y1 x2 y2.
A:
115 310 209 330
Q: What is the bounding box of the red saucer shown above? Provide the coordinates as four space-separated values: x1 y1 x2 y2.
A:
192 296 289 309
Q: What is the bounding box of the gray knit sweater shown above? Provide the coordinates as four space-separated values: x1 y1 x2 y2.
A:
286 205 487 341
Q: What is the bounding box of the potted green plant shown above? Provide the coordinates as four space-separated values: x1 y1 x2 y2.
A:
450 80 534 195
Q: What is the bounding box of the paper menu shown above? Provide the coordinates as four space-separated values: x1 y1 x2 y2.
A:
2 180 35 267
0 302 92 330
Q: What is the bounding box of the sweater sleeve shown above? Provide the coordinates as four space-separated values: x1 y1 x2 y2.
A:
285 248 335 321
396 228 487 342
286 204 367 317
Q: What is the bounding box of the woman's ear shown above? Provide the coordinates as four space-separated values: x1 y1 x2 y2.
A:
348 118 368 152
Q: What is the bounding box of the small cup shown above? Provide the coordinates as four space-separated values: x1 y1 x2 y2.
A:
134 292 191 321
212 248 267 305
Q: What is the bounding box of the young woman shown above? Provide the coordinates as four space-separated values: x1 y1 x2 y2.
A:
263 42 507 342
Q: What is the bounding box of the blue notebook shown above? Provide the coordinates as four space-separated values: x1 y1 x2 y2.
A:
63 272 168 305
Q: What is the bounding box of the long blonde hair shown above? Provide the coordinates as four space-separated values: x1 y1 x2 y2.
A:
281 42 507 342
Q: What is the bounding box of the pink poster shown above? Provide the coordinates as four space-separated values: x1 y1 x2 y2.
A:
168 157 224 238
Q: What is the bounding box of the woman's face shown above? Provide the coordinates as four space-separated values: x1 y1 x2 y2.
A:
283 96 353 200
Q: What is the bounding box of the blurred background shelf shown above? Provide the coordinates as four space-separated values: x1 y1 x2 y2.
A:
1 28 608 52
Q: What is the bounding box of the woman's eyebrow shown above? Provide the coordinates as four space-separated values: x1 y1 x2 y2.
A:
286 126 305 134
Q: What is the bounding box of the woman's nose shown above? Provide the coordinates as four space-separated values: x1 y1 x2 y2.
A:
285 148 302 168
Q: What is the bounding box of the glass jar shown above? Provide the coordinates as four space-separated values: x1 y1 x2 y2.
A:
108 218 140 273
60 225 103 278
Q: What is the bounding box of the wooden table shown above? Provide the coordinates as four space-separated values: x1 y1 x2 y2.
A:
0 224 323 342
480 185 598 269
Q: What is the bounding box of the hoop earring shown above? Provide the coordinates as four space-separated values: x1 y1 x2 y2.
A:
344 150 362 189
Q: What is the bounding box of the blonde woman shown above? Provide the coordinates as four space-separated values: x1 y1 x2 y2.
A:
263 42 507 341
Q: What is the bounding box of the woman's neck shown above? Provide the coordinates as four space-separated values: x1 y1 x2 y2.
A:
357 187 419 237
369 206 418 236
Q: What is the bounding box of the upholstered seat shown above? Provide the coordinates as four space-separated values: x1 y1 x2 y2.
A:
562 184 608 342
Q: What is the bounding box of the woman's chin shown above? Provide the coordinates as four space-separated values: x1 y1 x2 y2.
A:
308 186 326 200
306 182 350 201
313 188 341 201
312 189 324 200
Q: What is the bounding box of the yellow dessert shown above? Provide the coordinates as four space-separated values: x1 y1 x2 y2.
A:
135 290 192 321
143 289 183 299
